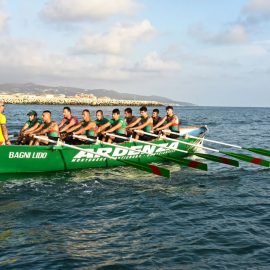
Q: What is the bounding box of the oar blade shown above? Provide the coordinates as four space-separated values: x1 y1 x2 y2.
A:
122 160 171 178
244 147 270 158
192 152 239 167
222 151 270 167
165 156 208 171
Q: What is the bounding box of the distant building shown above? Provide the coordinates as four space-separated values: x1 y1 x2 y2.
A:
45 94 54 98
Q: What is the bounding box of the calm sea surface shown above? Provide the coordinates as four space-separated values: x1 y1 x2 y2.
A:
0 105 270 269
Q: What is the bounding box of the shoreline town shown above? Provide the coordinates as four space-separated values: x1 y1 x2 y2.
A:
0 93 163 106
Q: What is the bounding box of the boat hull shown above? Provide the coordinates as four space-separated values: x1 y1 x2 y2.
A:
0 126 207 174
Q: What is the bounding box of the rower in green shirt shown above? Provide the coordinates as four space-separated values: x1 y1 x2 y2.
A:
66 109 97 144
126 106 153 141
98 108 127 143
30 110 60 145
17 110 43 144
95 110 109 140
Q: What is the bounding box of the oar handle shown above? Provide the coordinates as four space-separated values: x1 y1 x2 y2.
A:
73 134 97 143
34 135 58 145
105 133 130 141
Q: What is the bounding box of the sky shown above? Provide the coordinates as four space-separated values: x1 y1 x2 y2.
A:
0 0 270 106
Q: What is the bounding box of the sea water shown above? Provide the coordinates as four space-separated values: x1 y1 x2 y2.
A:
0 105 270 269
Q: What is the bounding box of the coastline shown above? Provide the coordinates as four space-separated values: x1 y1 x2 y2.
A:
0 95 163 106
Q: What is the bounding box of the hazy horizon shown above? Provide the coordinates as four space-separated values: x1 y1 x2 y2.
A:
0 1 269 107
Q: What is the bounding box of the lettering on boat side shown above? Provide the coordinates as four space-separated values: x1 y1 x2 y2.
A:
71 142 179 162
8 152 48 159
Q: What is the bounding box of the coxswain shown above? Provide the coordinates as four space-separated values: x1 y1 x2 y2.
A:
126 106 153 141
0 101 10 145
16 110 43 145
98 108 127 143
66 109 97 144
30 110 60 145
58 107 78 133
153 106 180 138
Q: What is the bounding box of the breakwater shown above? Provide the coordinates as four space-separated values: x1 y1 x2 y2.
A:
0 94 163 106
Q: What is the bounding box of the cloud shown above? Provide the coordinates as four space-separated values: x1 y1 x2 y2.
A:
136 52 180 72
0 10 8 31
244 0 270 14
0 0 8 32
189 24 249 45
241 0 270 25
0 37 134 83
74 20 156 55
41 0 140 23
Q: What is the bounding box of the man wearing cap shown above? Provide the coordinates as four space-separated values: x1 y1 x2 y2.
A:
16 110 43 145
0 101 10 145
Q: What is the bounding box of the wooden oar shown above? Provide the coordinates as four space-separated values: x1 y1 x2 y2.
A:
74 134 208 171
164 129 270 158
134 130 240 168
33 136 170 178
162 130 270 167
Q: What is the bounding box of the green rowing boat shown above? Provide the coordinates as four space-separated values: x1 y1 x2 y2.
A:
0 126 207 174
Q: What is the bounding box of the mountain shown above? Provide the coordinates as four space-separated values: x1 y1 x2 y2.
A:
0 83 194 106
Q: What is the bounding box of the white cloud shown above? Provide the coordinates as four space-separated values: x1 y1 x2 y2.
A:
189 24 249 45
0 0 8 32
244 0 270 14
137 52 180 72
0 11 7 31
0 37 135 83
74 20 156 55
41 0 140 22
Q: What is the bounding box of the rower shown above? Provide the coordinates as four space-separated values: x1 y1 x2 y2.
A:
0 101 10 145
124 108 137 125
153 105 180 138
58 107 78 133
95 110 109 140
16 110 43 145
126 106 153 141
124 107 137 136
31 110 60 145
98 108 127 143
95 110 109 127
66 109 97 144
152 108 162 126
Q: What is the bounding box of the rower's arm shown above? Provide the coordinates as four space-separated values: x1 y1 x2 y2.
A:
153 116 166 129
97 122 110 133
58 119 66 129
31 123 44 134
126 117 137 125
66 122 82 133
36 122 56 135
24 123 41 134
131 118 153 130
20 123 29 133
126 117 141 129
106 123 122 133
156 116 179 131
60 118 77 133
74 122 96 135
1 124 10 145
